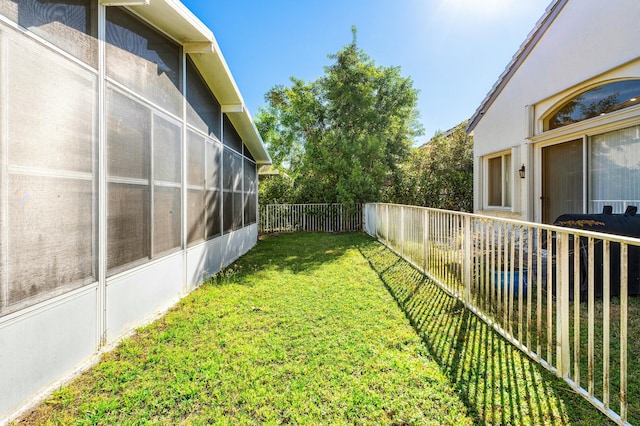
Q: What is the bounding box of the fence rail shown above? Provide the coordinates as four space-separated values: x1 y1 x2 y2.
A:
364 203 636 425
259 203 362 233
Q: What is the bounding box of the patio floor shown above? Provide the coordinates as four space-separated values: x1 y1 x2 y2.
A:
17 233 611 425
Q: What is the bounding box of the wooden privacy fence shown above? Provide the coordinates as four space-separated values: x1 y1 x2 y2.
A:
364 202 636 425
259 204 362 233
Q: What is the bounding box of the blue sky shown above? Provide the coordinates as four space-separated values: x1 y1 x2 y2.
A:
181 0 551 142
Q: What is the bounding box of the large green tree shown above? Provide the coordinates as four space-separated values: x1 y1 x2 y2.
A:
387 122 473 212
258 173 296 205
256 28 422 206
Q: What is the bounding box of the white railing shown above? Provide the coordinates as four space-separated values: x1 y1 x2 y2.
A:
364 203 636 425
259 203 362 233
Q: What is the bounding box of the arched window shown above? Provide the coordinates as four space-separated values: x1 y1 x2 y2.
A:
547 80 640 130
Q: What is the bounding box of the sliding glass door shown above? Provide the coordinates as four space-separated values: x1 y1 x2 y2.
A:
542 139 583 223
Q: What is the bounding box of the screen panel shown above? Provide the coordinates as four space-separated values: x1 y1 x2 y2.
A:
107 88 150 180
223 149 242 191
187 130 205 187
206 189 221 239
244 158 256 193
223 115 242 152
106 7 181 115
154 186 181 254
233 192 243 230
153 115 181 184
8 174 95 306
223 191 233 234
243 143 255 162
8 35 96 174
107 183 150 273
244 191 256 225
205 140 221 190
186 56 220 138
1 21 98 317
0 0 97 66
187 189 205 245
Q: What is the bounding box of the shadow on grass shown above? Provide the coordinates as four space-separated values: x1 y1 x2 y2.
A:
358 239 614 425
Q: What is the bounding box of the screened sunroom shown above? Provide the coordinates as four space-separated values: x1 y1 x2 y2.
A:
0 0 270 420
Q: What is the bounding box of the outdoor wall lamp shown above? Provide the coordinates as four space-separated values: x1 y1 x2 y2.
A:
518 164 526 179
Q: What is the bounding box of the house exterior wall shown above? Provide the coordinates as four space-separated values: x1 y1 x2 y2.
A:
472 0 640 222
0 1 266 421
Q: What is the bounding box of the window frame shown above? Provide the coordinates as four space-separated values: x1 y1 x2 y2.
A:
545 79 640 131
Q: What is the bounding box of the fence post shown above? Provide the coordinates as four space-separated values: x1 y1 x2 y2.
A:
620 243 628 423
556 232 570 378
378 204 383 240
386 204 390 245
400 207 405 256
423 209 429 274
364 204 370 234
463 215 472 307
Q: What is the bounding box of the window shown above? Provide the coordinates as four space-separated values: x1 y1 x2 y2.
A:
547 80 640 130
589 126 640 213
486 152 511 208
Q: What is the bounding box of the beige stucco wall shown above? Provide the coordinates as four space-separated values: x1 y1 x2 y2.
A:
473 0 640 222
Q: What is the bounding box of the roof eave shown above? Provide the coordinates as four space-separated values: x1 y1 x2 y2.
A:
466 0 569 134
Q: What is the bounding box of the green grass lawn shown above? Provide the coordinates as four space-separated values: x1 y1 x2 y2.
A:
17 233 613 425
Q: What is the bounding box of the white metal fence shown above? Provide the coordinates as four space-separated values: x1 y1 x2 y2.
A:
259 203 363 233
364 203 637 425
